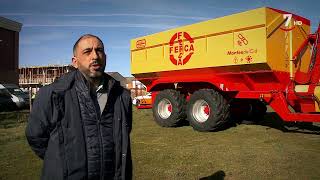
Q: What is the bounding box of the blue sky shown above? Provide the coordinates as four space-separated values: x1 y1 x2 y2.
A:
0 0 319 77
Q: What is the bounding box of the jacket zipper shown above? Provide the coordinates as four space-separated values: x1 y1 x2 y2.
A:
92 98 104 180
95 80 114 179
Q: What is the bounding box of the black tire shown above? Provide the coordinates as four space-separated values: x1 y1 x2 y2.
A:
152 89 186 127
187 89 231 132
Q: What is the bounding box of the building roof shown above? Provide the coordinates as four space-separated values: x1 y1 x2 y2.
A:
0 16 22 32
19 64 72 69
125 77 135 83
107 72 128 87
107 72 126 82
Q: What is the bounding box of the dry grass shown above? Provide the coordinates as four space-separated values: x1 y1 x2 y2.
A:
131 108 320 180
0 109 320 180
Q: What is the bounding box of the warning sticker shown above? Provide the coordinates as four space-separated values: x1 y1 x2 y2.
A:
136 39 146 49
228 48 257 64
236 33 248 46
169 32 194 65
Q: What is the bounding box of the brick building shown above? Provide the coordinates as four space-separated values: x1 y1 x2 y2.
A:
0 17 22 84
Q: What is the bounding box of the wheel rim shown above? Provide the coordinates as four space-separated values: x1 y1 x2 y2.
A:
192 99 210 123
157 98 172 119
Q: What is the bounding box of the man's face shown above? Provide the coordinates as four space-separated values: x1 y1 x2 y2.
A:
72 37 106 78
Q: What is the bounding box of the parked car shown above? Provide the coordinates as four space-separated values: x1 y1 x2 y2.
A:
0 84 29 109
0 88 17 111
132 92 152 106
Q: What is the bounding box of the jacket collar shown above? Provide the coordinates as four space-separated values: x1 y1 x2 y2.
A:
52 70 120 94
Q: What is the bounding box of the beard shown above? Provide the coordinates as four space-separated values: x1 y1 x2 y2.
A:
78 62 105 79
88 70 103 78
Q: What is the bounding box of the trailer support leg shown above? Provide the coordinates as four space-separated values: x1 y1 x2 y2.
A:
267 92 320 122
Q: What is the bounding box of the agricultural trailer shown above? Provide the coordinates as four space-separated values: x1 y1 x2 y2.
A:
130 7 320 132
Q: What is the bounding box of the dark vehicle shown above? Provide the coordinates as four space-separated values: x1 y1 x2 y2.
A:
0 84 29 109
0 89 16 112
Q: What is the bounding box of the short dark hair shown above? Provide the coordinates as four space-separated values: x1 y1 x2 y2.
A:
73 34 104 56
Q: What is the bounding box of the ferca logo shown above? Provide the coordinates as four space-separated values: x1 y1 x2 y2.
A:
169 32 194 65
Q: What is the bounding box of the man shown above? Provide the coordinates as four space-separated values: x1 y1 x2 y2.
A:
26 34 132 180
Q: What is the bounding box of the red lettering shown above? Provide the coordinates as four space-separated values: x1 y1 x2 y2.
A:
184 45 188 51
189 44 194 51
175 46 178 53
169 31 194 66
177 32 182 40
227 48 258 55
249 49 257 53
179 46 183 53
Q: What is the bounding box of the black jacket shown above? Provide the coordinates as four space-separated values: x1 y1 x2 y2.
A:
25 70 132 180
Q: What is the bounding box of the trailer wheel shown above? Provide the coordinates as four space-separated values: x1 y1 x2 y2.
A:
187 89 230 131
152 89 186 127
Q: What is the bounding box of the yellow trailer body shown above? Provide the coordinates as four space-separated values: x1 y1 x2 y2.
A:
131 7 311 75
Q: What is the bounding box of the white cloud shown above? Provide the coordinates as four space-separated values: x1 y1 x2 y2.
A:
23 22 178 29
1 12 198 29
20 32 69 45
0 13 33 16
53 13 210 20
0 12 210 20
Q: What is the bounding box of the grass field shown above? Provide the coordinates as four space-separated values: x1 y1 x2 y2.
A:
0 108 320 180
